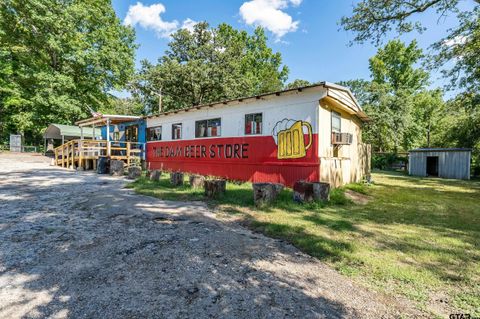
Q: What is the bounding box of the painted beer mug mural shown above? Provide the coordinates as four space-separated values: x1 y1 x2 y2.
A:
272 119 312 159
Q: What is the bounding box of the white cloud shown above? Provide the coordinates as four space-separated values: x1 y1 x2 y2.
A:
239 0 302 39
124 2 178 38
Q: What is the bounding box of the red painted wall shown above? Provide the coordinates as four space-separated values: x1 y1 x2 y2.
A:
146 134 319 187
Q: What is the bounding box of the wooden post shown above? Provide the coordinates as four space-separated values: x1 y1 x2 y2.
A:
61 144 65 168
66 142 70 168
106 118 111 157
126 142 130 167
78 140 82 169
71 141 75 168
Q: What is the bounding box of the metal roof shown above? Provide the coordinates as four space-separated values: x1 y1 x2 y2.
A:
145 82 370 122
409 148 472 152
75 114 142 127
43 124 101 139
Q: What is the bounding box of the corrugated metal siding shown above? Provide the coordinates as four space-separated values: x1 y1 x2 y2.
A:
408 150 471 180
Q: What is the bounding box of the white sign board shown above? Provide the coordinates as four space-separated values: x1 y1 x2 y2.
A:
10 134 22 152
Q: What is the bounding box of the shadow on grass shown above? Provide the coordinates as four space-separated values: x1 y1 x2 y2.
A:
249 221 354 262
302 215 356 232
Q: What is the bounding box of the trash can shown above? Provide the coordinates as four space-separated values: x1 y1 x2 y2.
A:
97 157 109 174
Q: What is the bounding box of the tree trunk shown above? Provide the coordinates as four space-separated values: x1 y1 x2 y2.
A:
170 172 184 187
109 160 125 177
293 181 330 202
128 166 142 180
149 170 161 182
253 183 284 207
204 180 226 198
189 175 205 188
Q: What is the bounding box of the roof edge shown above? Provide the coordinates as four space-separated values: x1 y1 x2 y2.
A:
146 81 367 121
409 148 472 152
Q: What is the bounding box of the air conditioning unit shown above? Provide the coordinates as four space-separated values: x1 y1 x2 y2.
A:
331 132 353 145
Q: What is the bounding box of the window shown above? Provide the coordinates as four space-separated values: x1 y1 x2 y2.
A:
331 111 341 133
195 118 221 138
147 126 162 141
125 125 139 142
172 123 182 140
113 131 120 141
245 113 262 135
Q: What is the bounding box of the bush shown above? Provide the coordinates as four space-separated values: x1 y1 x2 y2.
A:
372 153 407 170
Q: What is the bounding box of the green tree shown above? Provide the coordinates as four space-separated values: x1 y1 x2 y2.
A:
98 96 145 116
431 7 480 92
0 0 136 144
434 93 480 174
342 41 444 152
285 79 311 89
131 22 289 114
369 40 428 93
340 0 480 93
369 40 431 151
341 0 479 175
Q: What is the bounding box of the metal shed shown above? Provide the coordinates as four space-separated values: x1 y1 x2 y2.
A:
43 124 101 154
408 148 471 180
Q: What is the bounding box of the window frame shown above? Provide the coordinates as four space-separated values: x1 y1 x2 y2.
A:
195 118 222 138
125 125 139 142
171 123 182 140
331 111 341 134
147 125 162 142
244 112 263 135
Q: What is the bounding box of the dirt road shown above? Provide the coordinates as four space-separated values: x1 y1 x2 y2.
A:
0 153 414 318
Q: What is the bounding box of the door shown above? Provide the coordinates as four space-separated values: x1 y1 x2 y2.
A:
426 156 439 177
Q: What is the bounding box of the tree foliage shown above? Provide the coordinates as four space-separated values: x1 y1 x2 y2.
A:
130 22 289 114
342 40 443 152
434 93 480 174
340 0 467 45
341 0 480 174
285 79 311 89
0 0 136 143
431 7 480 92
341 0 480 93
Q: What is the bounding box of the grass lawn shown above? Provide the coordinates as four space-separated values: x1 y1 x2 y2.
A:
127 171 480 316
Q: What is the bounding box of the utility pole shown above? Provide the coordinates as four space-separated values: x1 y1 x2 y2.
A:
152 89 163 114
427 121 431 147
158 88 162 114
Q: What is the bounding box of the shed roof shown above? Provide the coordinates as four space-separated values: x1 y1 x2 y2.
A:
43 124 101 139
409 148 472 153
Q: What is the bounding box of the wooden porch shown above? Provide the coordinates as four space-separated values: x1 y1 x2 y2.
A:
54 139 144 170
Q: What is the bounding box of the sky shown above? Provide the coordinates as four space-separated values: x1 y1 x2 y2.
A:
111 0 473 97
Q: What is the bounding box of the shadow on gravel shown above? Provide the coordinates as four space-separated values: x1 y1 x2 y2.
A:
0 167 356 318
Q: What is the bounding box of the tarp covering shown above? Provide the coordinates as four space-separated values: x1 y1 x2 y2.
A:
43 124 101 140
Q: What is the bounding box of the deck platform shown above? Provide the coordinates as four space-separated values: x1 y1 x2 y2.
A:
54 139 143 170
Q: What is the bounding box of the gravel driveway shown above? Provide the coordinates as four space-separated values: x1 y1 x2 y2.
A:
0 153 416 318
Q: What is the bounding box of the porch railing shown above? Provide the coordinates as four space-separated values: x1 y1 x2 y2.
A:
54 139 144 169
